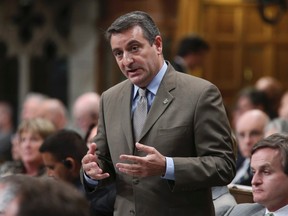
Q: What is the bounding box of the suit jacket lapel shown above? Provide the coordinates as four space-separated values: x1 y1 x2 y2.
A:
120 82 135 153
139 64 176 141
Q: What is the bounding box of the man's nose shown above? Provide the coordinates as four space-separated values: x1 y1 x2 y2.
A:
123 52 133 66
251 173 261 185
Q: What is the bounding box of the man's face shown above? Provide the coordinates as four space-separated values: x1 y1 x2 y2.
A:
251 148 288 211
236 122 264 158
235 111 267 158
110 25 163 88
42 152 72 183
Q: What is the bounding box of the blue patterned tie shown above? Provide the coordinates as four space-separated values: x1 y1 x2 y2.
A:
133 88 148 141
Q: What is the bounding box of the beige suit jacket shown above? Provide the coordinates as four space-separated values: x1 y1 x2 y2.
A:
91 63 236 216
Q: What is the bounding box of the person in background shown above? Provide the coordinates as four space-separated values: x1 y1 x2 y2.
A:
21 92 48 120
0 174 90 216
38 98 68 130
81 11 235 216
224 133 288 216
10 93 48 165
231 87 270 130
0 101 14 163
172 34 210 73
265 117 288 137
40 129 87 190
0 118 56 177
278 90 288 121
232 109 269 186
255 76 284 119
73 92 100 136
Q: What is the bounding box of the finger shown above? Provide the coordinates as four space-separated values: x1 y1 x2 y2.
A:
135 142 154 154
82 154 97 164
83 161 109 176
119 154 143 163
93 173 110 180
87 142 97 154
85 170 110 180
116 163 143 177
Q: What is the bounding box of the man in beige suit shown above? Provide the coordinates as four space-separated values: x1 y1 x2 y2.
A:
82 11 236 216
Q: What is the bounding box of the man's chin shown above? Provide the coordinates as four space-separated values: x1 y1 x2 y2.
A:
129 77 143 86
253 196 265 204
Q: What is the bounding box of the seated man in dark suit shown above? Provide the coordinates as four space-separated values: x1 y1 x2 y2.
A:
172 35 210 74
225 133 288 216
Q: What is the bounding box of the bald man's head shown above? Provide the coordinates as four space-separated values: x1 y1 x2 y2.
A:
38 99 67 130
236 109 269 157
73 92 100 134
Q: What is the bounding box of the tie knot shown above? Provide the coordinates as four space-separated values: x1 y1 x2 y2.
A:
138 88 147 97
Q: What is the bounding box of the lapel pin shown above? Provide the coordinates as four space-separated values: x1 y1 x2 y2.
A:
163 98 169 104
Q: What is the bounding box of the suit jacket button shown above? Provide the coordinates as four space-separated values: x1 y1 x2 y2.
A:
129 209 135 215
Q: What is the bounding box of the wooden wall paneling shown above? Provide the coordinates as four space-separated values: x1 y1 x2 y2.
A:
201 0 288 110
242 43 271 85
202 2 243 107
274 45 288 85
272 13 288 89
211 43 241 88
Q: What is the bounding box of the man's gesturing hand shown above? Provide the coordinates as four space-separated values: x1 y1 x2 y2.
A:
115 143 166 177
81 143 110 180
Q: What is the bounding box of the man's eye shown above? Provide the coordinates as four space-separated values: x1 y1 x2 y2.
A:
131 46 139 52
114 51 122 58
263 170 270 175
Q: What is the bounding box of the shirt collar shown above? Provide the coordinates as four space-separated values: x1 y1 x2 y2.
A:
133 62 167 99
266 204 288 216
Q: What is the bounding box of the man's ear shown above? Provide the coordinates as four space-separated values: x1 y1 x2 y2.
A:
154 35 163 54
62 157 75 170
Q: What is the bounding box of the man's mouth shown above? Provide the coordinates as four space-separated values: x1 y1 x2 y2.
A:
252 188 263 193
127 68 139 73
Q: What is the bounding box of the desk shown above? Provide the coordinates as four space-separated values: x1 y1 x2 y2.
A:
228 184 254 204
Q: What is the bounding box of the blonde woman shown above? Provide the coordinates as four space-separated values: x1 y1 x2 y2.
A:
0 118 56 177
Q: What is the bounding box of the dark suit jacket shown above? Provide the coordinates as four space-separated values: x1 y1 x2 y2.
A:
234 159 253 186
88 62 236 216
171 60 187 73
224 203 266 216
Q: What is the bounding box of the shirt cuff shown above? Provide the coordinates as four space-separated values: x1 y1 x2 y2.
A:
84 172 99 186
162 157 175 180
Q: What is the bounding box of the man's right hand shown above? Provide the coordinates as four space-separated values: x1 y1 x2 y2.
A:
81 143 110 180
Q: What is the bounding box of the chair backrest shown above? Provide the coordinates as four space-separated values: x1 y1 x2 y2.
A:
228 184 254 204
